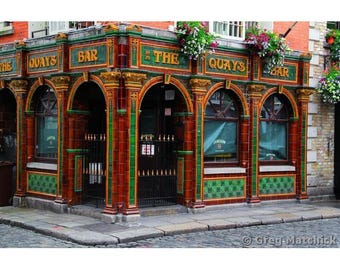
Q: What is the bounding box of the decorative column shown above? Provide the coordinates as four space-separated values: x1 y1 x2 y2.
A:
189 78 211 209
9 79 28 198
296 88 315 200
51 76 70 204
122 71 147 216
99 71 121 215
247 84 266 203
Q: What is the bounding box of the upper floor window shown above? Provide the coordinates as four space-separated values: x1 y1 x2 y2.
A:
204 89 240 165
210 21 258 39
33 86 58 161
0 21 14 36
259 94 292 162
49 21 95 35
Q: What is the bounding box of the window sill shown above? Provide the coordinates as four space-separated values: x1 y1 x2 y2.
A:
259 165 295 173
26 162 57 171
204 167 246 175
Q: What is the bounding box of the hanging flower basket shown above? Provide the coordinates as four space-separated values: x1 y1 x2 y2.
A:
245 26 290 73
325 29 340 62
317 65 340 104
176 21 218 61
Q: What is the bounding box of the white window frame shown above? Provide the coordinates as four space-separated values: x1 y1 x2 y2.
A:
209 21 259 40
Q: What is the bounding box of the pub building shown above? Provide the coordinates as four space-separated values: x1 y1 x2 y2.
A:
0 23 314 220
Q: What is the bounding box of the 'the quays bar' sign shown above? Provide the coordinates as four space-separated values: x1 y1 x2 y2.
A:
27 50 59 75
0 55 17 77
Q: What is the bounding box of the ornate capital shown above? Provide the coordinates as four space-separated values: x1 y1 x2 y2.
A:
189 78 211 95
15 40 25 48
50 76 70 90
296 88 315 102
248 84 266 98
122 72 147 88
9 79 28 93
100 71 121 85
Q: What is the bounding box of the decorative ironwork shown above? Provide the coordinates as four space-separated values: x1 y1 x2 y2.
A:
82 133 106 207
138 134 177 207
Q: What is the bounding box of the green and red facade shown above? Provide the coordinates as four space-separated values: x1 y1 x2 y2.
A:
0 23 314 217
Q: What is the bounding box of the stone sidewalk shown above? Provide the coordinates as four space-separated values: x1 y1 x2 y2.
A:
1 200 340 246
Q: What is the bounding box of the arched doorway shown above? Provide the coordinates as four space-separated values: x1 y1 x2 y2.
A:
0 88 16 206
138 83 187 207
72 82 106 207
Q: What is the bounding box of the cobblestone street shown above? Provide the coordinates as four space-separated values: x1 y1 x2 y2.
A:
2 217 340 248
116 217 340 248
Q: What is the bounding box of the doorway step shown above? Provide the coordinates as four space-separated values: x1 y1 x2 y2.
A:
139 204 188 217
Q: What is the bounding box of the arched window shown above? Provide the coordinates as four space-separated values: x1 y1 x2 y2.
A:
204 89 239 164
260 93 292 162
34 86 58 161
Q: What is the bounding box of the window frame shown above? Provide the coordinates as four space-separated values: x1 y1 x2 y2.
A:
204 89 241 167
259 93 292 165
33 86 58 163
209 21 258 40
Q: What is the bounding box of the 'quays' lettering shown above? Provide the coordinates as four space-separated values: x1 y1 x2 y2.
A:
0 62 12 72
29 56 57 69
78 49 98 63
153 50 179 65
208 57 246 72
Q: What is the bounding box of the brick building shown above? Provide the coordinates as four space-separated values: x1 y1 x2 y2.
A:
0 21 334 219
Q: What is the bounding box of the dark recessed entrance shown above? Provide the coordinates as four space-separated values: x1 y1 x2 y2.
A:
138 84 184 207
73 82 106 207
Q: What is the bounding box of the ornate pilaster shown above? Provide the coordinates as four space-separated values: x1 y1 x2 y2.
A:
100 71 121 214
189 78 211 209
8 79 28 197
247 84 266 203
51 76 70 203
296 88 315 200
122 71 147 215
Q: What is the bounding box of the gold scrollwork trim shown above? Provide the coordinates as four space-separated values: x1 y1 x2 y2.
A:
9 79 28 91
100 71 121 84
126 24 142 32
296 88 315 101
50 76 70 89
248 84 266 98
189 78 211 91
103 23 119 33
55 32 68 41
122 72 147 85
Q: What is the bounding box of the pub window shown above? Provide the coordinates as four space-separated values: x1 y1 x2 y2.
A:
210 21 258 39
259 93 292 162
33 86 58 161
204 89 239 165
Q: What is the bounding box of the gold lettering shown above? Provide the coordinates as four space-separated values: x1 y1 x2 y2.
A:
270 67 289 77
153 51 163 63
153 50 180 65
208 58 216 69
78 49 98 63
0 62 12 72
28 55 58 69
238 62 246 72
223 60 231 70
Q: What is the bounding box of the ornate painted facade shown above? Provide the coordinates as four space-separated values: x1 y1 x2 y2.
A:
0 23 314 218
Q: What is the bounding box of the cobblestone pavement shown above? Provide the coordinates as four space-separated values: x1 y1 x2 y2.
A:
2 212 340 249
0 224 84 248
115 217 340 248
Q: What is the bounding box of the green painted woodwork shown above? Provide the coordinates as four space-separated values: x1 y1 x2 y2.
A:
204 178 245 199
259 176 295 195
129 98 137 205
205 54 248 77
251 108 258 196
0 55 17 77
28 173 57 195
140 44 190 71
70 44 108 69
27 50 59 74
261 63 297 82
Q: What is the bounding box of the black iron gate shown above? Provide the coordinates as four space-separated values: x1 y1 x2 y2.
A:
82 133 106 207
138 134 177 207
